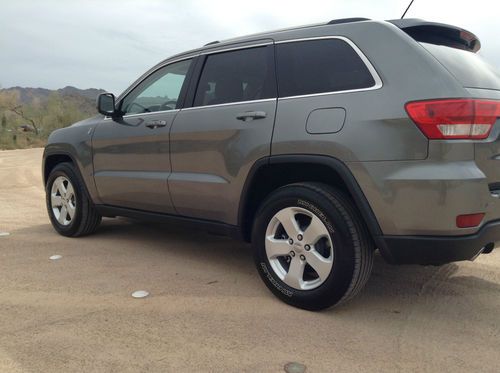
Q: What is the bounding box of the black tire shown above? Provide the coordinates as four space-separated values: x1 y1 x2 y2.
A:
251 182 374 310
45 162 101 237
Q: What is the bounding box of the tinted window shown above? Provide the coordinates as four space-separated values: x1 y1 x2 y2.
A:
194 46 275 107
421 43 500 90
276 39 375 97
121 59 192 115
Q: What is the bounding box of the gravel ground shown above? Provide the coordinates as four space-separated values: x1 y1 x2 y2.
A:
0 148 499 372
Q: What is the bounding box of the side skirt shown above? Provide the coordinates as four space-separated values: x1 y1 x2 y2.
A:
95 205 242 239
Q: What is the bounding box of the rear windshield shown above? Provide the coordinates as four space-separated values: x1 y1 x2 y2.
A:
421 42 500 90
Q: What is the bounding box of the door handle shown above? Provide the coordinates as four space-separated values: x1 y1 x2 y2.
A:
236 111 267 121
145 120 167 129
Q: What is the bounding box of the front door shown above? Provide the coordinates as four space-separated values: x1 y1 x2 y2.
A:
169 44 277 224
92 58 193 213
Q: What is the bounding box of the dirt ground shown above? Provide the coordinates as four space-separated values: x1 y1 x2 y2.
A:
0 148 499 373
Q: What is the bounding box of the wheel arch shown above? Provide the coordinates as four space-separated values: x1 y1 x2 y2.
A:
43 152 75 185
238 155 384 246
42 147 99 204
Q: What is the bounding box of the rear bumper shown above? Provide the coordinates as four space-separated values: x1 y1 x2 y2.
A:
378 220 500 265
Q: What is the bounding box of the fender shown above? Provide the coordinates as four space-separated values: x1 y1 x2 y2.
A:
237 154 390 256
43 144 101 204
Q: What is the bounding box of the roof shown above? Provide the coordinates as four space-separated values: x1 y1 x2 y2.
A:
170 17 375 60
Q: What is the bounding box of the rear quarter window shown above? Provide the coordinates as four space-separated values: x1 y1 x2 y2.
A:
276 38 376 98
421 43 500 90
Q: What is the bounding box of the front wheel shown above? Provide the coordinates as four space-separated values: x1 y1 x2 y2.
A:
46 162 101 237
252 182 374 310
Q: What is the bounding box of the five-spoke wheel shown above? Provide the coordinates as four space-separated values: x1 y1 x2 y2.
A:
265 206 334 290
50 176 77 226
45 162 101 237
252 182 374 310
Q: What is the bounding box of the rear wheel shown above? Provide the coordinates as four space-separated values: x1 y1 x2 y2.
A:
252 182 374 310
46 162 101 237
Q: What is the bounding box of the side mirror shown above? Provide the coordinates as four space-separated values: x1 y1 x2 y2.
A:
97 93 118 117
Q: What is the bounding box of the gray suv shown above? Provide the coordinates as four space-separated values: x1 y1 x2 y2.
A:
43 18 500 310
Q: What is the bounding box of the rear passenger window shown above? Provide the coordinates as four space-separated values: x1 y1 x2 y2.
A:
194 46 275 107
276 39 376 97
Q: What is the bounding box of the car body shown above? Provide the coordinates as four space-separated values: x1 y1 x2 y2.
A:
43 18 500 309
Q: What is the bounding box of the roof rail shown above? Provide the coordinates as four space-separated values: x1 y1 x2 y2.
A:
327 17 370 25
204 40 220 46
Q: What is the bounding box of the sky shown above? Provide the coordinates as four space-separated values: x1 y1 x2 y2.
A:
1 0 499 94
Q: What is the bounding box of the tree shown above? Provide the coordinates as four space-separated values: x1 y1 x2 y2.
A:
0 90 39 134
8 105 39 134
1 88 99 150
1 114 6 131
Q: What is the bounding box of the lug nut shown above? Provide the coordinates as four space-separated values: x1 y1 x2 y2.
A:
300 255 306 261
288 238 294 245
290 251 295 257
304 245 310 251
297 234 303 241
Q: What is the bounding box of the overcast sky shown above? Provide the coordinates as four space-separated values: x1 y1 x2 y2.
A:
1 0 499 93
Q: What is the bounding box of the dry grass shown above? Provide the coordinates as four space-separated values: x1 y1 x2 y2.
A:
0 132 46 150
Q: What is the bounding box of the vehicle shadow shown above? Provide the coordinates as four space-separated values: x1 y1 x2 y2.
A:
16 217 500 315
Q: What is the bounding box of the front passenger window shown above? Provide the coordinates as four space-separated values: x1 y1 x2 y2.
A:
121 59 192 115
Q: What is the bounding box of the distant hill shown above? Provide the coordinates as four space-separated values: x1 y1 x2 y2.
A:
1 86 106 105
0 86 107 150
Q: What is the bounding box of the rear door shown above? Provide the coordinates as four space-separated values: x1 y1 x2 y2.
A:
92 58 193 213
169 42 277 223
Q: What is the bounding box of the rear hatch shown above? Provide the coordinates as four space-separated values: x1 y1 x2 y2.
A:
391 19 500 194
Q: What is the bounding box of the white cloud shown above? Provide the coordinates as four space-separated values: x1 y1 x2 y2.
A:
0 0 499 92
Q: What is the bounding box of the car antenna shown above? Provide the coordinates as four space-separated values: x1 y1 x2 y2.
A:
401 0 415 19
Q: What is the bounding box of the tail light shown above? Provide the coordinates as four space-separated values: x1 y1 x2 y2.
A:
405 99 500 139
456 213 485 228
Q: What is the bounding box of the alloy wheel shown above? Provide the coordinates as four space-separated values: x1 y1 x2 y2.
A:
50 176 76 226
265 206 334 290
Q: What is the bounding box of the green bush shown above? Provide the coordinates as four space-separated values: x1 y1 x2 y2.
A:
0 90 97 150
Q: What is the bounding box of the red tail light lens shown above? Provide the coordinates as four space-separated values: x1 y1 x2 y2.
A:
456 213 485 228
405 99 500 139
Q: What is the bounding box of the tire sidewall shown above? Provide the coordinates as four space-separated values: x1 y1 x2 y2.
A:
45 164 84 236
252 186 357 310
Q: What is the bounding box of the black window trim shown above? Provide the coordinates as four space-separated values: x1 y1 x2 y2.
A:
275 36 383 100
182 42 278 111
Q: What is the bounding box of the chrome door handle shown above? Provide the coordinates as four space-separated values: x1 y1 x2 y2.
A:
236 111 267 121
145 120 167 129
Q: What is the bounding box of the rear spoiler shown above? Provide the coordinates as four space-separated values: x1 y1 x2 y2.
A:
388 18 481 52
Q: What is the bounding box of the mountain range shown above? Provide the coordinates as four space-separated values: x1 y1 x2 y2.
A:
0 86 106 105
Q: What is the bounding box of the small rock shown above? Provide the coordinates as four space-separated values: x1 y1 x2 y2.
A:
131 290 149 298
284 362 307 373
49 255 62 260
0 232 10 237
